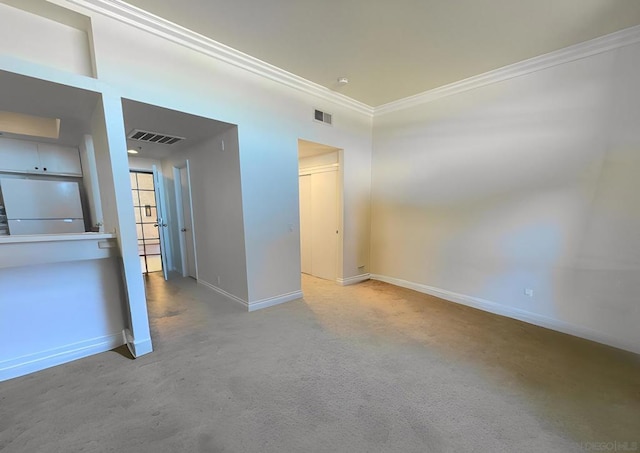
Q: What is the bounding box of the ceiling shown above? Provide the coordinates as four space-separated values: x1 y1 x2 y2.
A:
0 70 98 146
122 99 233 160
125 0 640 106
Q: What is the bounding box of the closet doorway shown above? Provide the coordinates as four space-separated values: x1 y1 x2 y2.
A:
298 139 342 281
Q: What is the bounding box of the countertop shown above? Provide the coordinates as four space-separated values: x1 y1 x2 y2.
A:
0 232 116 244
0 232 119 269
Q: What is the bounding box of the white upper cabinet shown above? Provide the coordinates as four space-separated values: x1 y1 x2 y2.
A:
0 138 39 172
0 138 82 176
37 144 83 176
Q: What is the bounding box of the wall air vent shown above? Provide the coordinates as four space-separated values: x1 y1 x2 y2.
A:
313 109 333 126
127 129 185 145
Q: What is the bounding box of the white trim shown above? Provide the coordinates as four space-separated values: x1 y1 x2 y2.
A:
0 333 124 382
248 290 303 312
198 279 249 309
198 279 302 312
122 328 152 357
66 0 374 117
152 164 171 279
172 165 188 278
374 25 640 115
184 160 199 281
129 337 152 356
337 273 370 286
6 4 640 118
370 274 640 355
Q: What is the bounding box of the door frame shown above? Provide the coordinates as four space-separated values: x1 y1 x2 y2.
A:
152 164 169 280
172 160 198 279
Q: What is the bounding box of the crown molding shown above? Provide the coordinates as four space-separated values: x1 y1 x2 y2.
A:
375 24 640 116
64 0 375 117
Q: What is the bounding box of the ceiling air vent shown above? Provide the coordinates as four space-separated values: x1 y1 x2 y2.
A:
313 109 333 126
127 129 185 145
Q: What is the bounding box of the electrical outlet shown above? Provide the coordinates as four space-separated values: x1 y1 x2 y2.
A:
524 288 534 298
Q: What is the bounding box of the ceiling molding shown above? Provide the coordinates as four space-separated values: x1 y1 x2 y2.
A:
375 24 640 116
64 0 375 117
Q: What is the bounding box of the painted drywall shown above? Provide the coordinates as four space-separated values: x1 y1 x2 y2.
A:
162 128 249 303
0 258 126 381
91 94 152 355
79 134 103 229
0 2 92 77
372 42 640 352
84 11 372 302
128 155 161 172
299 151 339 169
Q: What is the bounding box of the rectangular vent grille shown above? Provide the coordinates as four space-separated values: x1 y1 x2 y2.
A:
127 129 185 145
314 109 333 125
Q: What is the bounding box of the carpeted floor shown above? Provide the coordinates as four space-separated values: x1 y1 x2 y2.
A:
1 273 638 452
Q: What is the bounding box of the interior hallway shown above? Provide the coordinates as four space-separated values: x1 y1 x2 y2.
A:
1 274 638 452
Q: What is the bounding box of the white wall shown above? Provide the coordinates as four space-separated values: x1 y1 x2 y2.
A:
85 11 373 303
79 134 103 229
162 128 249 303
91 94 152 356
128 155 161 172
0 258 126 381
371 42 640 353
299 151 339 169
0 2 92 77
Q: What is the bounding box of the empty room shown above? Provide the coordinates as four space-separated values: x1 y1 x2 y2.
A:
1 1 639 452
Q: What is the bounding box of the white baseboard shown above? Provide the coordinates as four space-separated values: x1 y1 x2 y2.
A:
0 333 124 382
198 279 249 309
199 279 302 312
248 290 303 312
337 273 371 286
370 274 639 355
122 329 153 358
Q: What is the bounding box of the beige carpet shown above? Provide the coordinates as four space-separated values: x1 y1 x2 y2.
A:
1 273 638 452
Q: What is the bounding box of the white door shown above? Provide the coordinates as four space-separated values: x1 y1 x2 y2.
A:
299 169 338 281
152 165 169 281
175 165 197 278
311 170 338 280
299 174 312 274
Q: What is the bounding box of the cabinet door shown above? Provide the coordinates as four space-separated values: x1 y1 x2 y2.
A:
37 144 82 176
0 138 40 173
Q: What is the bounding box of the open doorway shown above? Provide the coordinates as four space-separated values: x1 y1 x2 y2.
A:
121 98 247 308
129 170 164 275
298 139 343 282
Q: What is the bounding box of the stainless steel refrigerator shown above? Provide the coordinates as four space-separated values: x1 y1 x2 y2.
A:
0 178 85 235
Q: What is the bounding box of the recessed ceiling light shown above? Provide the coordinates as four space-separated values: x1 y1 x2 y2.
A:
127 149 139 154
337 77 349 85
